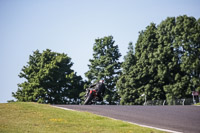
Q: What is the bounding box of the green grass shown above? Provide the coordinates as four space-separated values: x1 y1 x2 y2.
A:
195 102 200 105
0 102 166 133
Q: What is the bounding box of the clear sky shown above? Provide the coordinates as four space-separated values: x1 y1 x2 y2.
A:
0 0 200 103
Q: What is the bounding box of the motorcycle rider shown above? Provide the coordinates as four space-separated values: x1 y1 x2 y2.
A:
86 80 106 101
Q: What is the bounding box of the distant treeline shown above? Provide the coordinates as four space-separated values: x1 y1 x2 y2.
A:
12 15 200 105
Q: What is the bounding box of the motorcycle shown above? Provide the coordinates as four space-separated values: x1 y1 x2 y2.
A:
84 88 99 105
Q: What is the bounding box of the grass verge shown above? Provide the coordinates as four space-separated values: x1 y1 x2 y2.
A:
0 102 166 133
194 102 200 105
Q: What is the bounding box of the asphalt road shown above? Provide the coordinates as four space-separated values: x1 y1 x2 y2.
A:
53 105 200 133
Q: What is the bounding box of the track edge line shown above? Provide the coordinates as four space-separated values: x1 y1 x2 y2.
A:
52 106 182 133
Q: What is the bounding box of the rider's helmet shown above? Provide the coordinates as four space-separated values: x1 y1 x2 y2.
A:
99 79 104 83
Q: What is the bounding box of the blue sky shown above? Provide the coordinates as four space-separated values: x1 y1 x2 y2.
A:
0 0 200 103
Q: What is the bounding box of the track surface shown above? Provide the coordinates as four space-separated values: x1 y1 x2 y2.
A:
54 105 200 133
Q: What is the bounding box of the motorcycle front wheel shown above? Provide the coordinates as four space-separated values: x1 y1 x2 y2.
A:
84 93 93 105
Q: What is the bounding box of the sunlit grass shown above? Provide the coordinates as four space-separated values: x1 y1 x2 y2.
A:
195 103 200 105
0 102 166 133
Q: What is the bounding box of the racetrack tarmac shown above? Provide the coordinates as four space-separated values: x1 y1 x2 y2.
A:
53 105 200 133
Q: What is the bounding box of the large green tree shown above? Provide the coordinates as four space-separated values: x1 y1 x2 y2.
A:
161 16 200 103
118 15 200 105
85 36 121 104
117 42 138 105
13 49 84 104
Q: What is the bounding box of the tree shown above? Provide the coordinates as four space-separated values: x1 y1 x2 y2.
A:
12 49 84 104
118 15 200 105
85 36 121 104
119 24 166 105
117 42 138 105
134 23 167 103
161 16 200 103
121 42 136 74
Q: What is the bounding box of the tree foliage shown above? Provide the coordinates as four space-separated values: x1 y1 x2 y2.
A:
12 15 199 105
117 15 200 105
117 42 137 105
85 36 121 104
12 49 84 104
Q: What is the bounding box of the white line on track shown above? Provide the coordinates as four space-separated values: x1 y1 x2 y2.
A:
52 106 182 133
